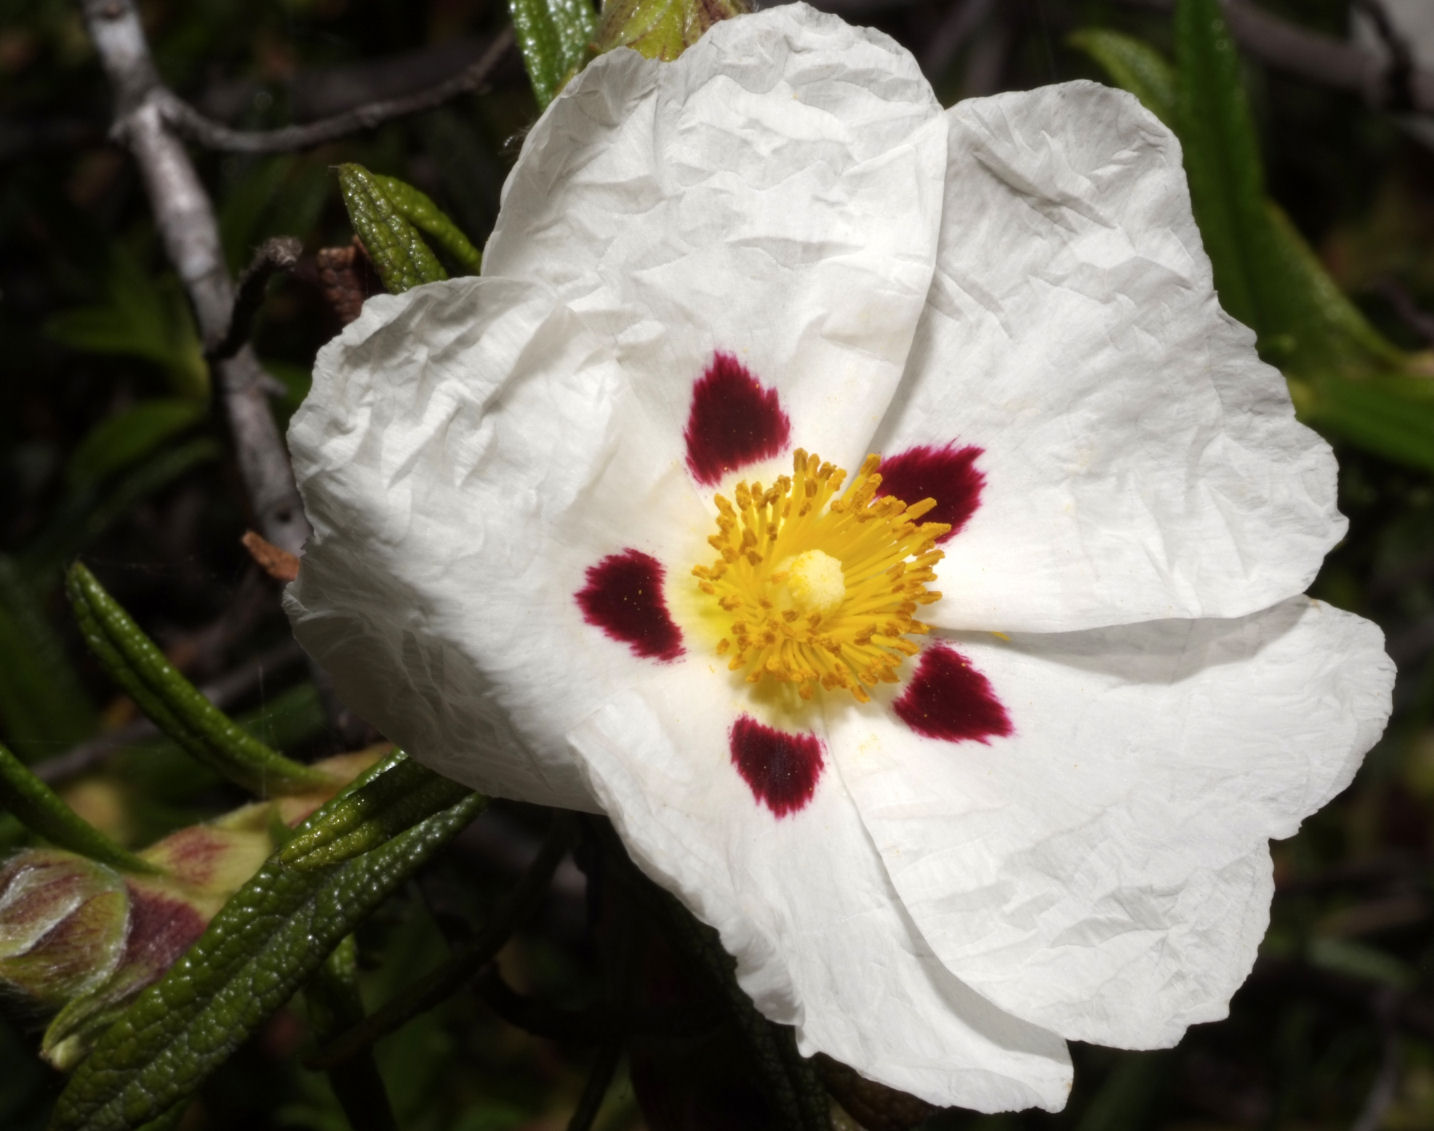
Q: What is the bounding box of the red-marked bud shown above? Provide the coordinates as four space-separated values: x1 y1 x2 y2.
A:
26 748 385 1069
0 850 128 1008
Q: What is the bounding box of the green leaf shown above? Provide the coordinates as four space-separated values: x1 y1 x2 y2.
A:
66 399 207 491
1067 28 1178 127
65 562 334 797
0 742 156 874
48 777 487 1131
278 755 472 869
336 164 447 294
1306 373 1434 474
44 248 207 400
0 556 95 758
305 936 397 1131
370 174 482 275
1260 202 1408 380
508 0 597 108
19 437 220 589
1174 0 1269 334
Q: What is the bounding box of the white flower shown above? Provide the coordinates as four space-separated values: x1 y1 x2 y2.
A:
285 3 1395 1113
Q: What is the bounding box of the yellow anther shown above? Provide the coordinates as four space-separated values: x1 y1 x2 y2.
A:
692 449 947 702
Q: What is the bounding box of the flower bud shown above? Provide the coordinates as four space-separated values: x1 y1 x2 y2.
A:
591 0 750 62
2 748 384 1069
0 850 128 1008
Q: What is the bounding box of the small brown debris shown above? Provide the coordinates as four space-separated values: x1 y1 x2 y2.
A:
242 530 300 583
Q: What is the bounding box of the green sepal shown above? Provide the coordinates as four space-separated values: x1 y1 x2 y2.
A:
0 742 157 874
370 173 482 275
508 0 597 108
65 562 334 797
47 779 487 1131
277 753 472 869
1067 28 1177 127
337 164 448 294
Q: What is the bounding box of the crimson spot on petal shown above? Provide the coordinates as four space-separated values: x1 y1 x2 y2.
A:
730 715 823 818
576 550 683 663
893 644 1012 744
684 352 791 486
876 443 985 541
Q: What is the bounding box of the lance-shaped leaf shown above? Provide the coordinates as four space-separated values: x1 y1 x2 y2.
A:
0 556 95 759
65 562 334 797
0 742 156 874
509 0 597 108
48 773 487 1131
369 173 482 276
1067 28 1177 127
1174 0 1269 334
337 164 447 295
279 754 472 869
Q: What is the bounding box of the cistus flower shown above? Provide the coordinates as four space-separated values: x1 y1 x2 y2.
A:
285 3 1395 1113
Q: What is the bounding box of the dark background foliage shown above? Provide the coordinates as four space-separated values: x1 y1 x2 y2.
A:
1 1 1431 1128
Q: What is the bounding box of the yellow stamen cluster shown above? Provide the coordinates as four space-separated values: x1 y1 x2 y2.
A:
692 450 949 702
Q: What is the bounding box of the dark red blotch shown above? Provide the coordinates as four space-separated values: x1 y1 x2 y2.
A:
684 352 791 486
729 715 824 818
893 644 1012 744
876 443 985 541
576 549 684 663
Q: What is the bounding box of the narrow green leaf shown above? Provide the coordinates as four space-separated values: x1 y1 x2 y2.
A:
0 742 156 874
44 250 206 400
1307 373 1434 474
48 787 487 1131
370 174 482 275
66 400 207 491
1261 202 1409 380
1067 28 1178 127
305 936 397 1131
0 556 95 758
337 164 447 294
65 562 334 797
278 753 472 869
19 437 219 589
1174 0 1268 333
508 0 597 108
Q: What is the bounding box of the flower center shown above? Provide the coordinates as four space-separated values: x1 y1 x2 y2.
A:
692 450 950 702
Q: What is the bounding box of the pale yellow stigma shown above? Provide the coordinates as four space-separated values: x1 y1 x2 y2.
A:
777 550 845 616
691 449 950 703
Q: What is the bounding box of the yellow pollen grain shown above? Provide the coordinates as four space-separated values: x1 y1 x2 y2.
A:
690 449 950 703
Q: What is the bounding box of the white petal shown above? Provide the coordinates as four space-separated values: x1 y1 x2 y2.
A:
874 82 1344 631
835 597 1393 1046
286 276 707 809
569 672 1074 1112
486 3 950 474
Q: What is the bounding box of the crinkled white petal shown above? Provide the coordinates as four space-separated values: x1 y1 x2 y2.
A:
872 82 1344 632
287 276 710 809
486 3 949 475
834 597 1394 1046
568 669 1074 1112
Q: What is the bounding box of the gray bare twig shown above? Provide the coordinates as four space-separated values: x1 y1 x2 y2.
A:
80 0 310 555
161 28 514 155
208 237 304 361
